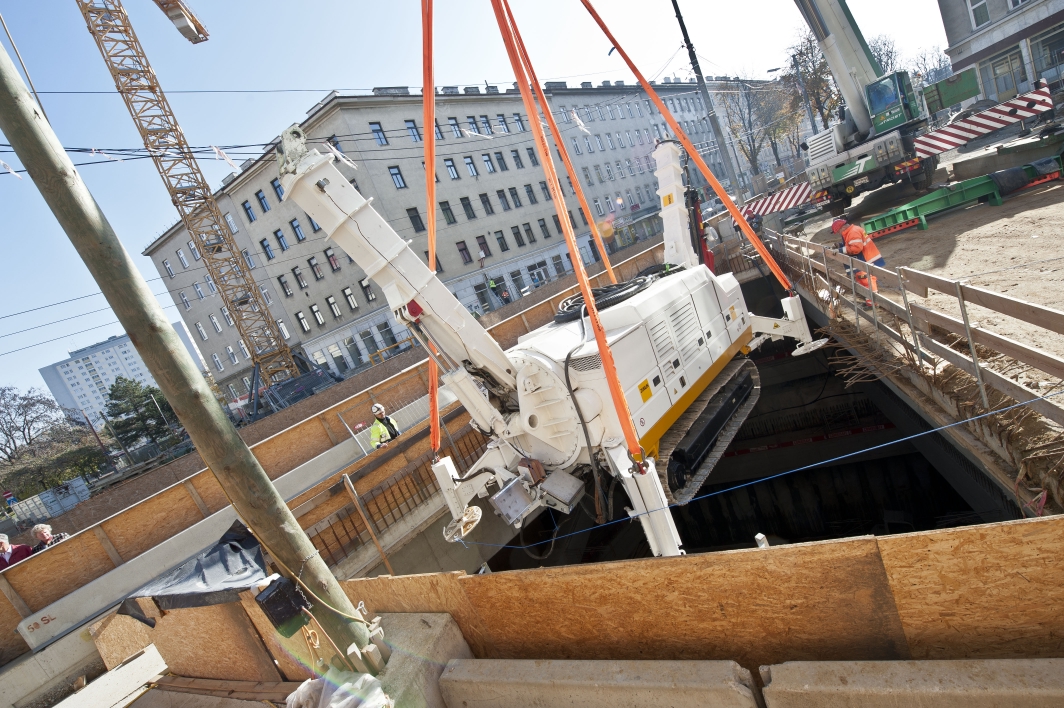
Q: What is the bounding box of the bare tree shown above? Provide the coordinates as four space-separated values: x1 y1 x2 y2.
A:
908 47 953 85
785 29 840 131
868 34 900 73
0 387 65 465
722 80 769 176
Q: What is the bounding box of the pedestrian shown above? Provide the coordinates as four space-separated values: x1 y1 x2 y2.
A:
832 217 885 307
369 403 401 449
30 524 69 554
0 534 32 570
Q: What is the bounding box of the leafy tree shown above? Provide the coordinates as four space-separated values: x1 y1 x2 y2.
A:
104 377 177 448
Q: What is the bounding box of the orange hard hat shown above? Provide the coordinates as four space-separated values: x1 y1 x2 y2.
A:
831 218 847 233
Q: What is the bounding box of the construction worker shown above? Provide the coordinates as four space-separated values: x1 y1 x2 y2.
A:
832 218 885 306
369 403 401 449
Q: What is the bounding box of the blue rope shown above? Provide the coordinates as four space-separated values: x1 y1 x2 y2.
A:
456 389 1064 550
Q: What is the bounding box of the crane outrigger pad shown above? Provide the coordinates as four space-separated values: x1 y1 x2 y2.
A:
656 358 760 505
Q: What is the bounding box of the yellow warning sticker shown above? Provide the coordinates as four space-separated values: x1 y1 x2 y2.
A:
662 193 674 207
638 379 652 402
773 322 780 329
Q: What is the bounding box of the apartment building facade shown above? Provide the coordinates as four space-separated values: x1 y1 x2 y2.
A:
38 323 205 428
143 79 728 400
938 0 1064 100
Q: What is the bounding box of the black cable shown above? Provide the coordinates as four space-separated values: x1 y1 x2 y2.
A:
563 305 606 524
554 275 653 322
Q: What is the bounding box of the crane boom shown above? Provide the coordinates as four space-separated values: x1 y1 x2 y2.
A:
75 0 299 383
151 0 208 43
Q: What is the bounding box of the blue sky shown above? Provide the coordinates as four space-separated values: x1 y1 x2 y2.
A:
0 0 947 394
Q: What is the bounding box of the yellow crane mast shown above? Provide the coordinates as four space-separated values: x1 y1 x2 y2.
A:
74 0 299 385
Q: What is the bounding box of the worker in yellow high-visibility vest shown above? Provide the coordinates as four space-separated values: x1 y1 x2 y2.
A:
369 403 401 449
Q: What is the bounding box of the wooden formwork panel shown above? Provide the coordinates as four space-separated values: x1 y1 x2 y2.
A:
238 590 315 682
89 602 154 670
878 514 1064 660
188 469 229 514
0 596 29 665
457 537 909 669
100 485 204 562
256 419 335 479
6 530 117 611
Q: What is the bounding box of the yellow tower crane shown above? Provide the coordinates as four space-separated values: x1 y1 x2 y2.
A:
74 0 299 389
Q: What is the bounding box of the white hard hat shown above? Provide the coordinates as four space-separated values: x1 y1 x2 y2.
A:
371 403 385 415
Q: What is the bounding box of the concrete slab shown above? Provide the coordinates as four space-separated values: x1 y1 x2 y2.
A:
51 645 166 708
761 659 1064 707
2 626 103 708
377 613 472 708
438 659 758 707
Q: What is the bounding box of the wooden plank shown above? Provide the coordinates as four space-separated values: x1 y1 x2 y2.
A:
181 479 211 518
897 267 951 299
89 607 154 670
458 538 909 670
960 282 1064 337
0 573 30 618
910 302 1064 380
153 675 301 701
92 525 125 567
0 593 28 666
878 515 1064 660
917 333 1064 426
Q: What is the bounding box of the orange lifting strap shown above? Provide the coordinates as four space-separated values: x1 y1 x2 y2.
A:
578 0 794 292
490 0 646 465
421 0 441 454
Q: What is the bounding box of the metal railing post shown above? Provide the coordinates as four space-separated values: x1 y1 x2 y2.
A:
343 474 394 575
846 254 861 332
954 280 991 410
897 268 924 366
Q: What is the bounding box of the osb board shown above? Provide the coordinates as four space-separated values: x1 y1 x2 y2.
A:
256 420 335 480
101 485 205 561
0 595 29 665
459 537 909 669
237 590 315 682
343 572 491 657
6 530 117 610
188 470 230 514
878 515 1064 660
89 604 154 670
152 603 282 683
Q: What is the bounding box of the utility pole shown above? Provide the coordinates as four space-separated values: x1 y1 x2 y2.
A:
0 44 370 660
669 0 744 205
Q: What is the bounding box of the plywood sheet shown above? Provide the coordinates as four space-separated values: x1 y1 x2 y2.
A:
89 607 154 670
6 531 117 610
237 590 314 682
256 421 334 479
189 470 229 515
343 571 492 657
0 593 29 665
102 485 205 561
152 603 282 683
878 515 1064 660
460 537 909 669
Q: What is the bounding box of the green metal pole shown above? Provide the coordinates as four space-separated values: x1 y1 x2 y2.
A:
0 43 370 662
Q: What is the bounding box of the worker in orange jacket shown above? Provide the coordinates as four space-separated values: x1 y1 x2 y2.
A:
832 218 884 306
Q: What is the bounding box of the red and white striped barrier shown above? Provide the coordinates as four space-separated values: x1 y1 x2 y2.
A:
740 182 812 217
913 83 1054 158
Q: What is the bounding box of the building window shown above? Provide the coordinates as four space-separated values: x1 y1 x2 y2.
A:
194 283 205 299
494 151 508 170
526 148 538 166
582 167 594 187
513 113 526 131
272 320 288 341
606 133 616 149
309 215 321 232
626 189 636 207
212 353 224 372
278 275 293 296
325 247 341 271
473 235 490 259
407 207 426 232
578 207 588 225
616 160 626 179
538 218 551 239
343 286 358 309
221 306 234 325
176 249 189 268
389 166 407 189
444 158 460 179
571 136 583 155
290 218 306 242
508 187 522 207
370 121 388 145
297 312 311 332
308 257 325 280
594 198 604 216
511 149 524 169
195 322 209 340
227 383 238 399
361 279 376 301
448 117 462 137
293 267 308 289
186 241 201 263
552 214 563 234
606 195 616 213
466 116 478 134
524 184 538 204
476 193 493 215
223 213 239 234
626 159 636 177
523 222 536 244
225 346 238 365
511 225 525 247
271 229 288 252
635 156 645 173
271 178 284 201
424 251 443 272
479 115 493 134
405 119 422 142
205 274 217 294
239 340 250 358
605 162 615 180
495 230 509 251
440 201 457 224
464 156 478 177
496 189 510 210
495 114 509 133
969 0 989 28
538 181 551 201
241 249 256 270
179 292 191 309
311 304 325 325
456 240 473 264
481 154 495 173
256 190 270 212
209 314 223 333
568 210 577 228
242 201 256 222
162 259 174 278
460 196 477 219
